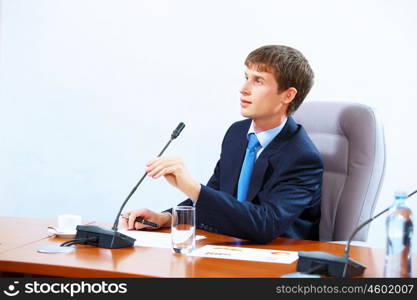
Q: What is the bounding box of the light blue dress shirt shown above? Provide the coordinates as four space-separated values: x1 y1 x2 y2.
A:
247 117 287 159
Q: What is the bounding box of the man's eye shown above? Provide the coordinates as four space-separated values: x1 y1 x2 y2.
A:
255 79 263 84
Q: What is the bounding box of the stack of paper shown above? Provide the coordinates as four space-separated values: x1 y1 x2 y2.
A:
119 230 205 249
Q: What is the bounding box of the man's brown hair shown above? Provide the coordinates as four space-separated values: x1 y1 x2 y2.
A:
245 45 314 115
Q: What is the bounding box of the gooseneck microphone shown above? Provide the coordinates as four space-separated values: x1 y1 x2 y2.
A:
111 122 186 232
296 188 417 277
70 122 186 249
341 188 417 277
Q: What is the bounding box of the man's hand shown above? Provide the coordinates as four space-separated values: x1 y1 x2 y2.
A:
146 156 201 202
121 208 171 230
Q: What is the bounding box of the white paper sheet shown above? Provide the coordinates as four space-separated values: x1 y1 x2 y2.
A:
189 245 298 264
119 230 206 249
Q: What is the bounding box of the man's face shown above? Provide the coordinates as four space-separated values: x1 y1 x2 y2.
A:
240 66 288 123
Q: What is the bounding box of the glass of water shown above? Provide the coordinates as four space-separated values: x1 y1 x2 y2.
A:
171 206 195 254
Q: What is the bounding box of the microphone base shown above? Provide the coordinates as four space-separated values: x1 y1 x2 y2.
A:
75 225 135 249
296 251 366 277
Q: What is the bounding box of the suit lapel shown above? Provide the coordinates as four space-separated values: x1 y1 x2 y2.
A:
222 122 249 195
245 156 269 202
245 117 299 202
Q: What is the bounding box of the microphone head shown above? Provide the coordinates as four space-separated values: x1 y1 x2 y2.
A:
171 122 185 139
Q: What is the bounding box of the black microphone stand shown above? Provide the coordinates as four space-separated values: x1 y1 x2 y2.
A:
341 188 417 277
67 123 185 249
111 136 176 232
296 188 417 277
109 123 185 246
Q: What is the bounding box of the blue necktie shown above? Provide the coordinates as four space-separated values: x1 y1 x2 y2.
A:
237 133 260 202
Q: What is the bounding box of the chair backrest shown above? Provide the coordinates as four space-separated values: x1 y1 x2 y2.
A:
293 101 385 241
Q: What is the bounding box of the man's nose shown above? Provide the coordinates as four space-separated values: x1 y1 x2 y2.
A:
240 82 250 96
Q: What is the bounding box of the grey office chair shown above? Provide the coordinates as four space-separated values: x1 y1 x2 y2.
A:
293 101 385 241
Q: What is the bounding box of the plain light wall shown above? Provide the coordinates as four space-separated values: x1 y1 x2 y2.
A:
1 0 416 251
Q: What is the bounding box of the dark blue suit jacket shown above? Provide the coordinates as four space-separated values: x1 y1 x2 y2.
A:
174 117 323 243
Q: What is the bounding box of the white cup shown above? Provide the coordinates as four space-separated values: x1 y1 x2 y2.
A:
57 214 82 232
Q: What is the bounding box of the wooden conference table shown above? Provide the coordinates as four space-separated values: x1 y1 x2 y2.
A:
0 216 414 278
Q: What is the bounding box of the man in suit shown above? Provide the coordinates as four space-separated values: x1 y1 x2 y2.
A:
122 45 323 243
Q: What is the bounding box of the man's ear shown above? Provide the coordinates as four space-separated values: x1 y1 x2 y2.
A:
283 87 297 104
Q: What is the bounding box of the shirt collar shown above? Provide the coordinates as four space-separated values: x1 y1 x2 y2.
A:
247 117 288 149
